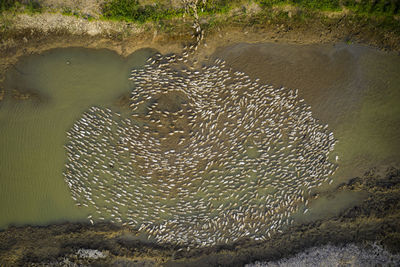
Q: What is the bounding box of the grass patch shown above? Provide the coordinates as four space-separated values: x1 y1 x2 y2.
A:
61 7 73 16
197 0 239 15
0 0 42 14
100 0 399 30
257 0 400 14
24 0 42 13
253 0 399 35
342 0 399 16
257 0 340 10
101 0 184 23
0 0 18 13
2 0 398 28
0 0 399 40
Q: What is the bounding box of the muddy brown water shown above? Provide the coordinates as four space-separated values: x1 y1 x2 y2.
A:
0 43 399 236
214 42 400 188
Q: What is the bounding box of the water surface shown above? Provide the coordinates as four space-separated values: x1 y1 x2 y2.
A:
215 42 400 186
0 47 154 228
1 43 399 231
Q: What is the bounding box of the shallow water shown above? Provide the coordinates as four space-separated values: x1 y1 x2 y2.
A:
0 43 399 234
214 43 400 225
215 42 400 184
0 47 154 228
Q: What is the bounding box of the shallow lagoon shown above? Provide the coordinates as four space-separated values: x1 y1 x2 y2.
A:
1 43 399 233
0 47 155 228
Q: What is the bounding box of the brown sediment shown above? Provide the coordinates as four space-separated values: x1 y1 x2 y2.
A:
0 167 399 266
114 93 131 108
11 88 41 101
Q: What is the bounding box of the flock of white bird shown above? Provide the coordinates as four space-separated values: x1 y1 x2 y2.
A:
63 0 338 248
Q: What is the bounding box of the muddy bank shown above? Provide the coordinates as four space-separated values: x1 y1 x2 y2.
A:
1 5 400 102
0 167 399 266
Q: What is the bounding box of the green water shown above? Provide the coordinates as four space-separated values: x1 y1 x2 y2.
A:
0 47 154 228
292 190 368 223
1 43 399 230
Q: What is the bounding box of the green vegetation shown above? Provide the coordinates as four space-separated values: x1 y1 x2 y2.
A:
342 0 399 16
2 0 399 24
101 0 184 23
61 7 73 16
101 0 244 22
196 0 240 14
0 0 399 37
0 0 42 14
0 0 17 13
257 0 341 11
25 0 41 13
257 0 399 15
99 0 399 28
250 0 399 35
